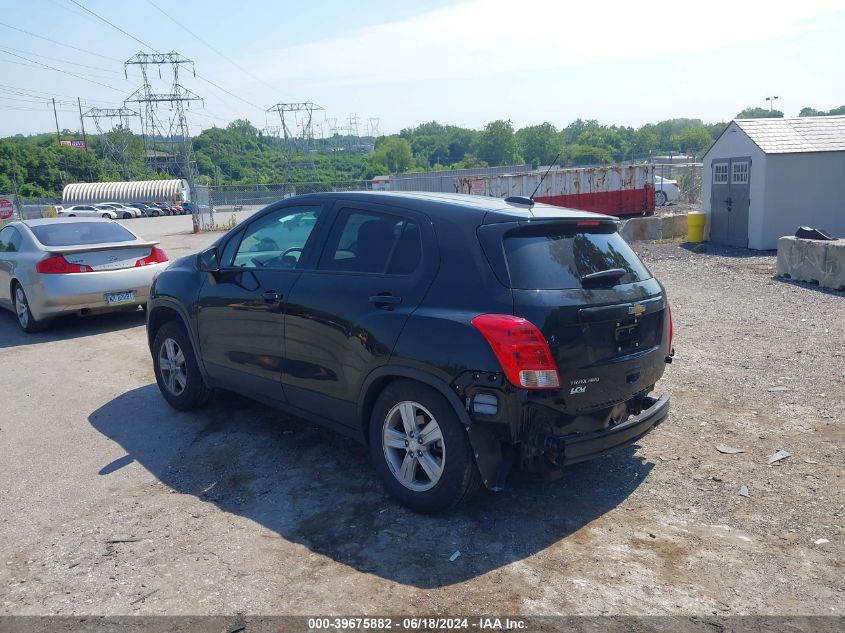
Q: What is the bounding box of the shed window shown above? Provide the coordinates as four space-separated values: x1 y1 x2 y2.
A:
732 162 749 184
713 163 728 184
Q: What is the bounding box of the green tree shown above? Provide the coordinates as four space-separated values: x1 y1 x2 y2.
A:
370 137 413 173
472 120 520 166
671 125 714 155
736 107 784 118
515 123 561 167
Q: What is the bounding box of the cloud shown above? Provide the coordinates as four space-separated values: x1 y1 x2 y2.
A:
248 0 845 88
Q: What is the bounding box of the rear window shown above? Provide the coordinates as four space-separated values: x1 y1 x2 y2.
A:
503 225 651 289
29 222 136 247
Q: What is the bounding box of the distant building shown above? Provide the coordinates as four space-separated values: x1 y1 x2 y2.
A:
703 116 845 249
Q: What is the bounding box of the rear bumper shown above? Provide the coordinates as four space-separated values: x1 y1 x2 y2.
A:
536 395 670 468
27 263 167 320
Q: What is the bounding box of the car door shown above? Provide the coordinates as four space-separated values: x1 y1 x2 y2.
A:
0 226 23 309
196 202 327 403
282 200 437 429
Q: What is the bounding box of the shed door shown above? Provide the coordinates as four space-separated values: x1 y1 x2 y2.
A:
710 157 751 247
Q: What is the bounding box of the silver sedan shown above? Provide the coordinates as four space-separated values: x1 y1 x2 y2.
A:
0 218 170 332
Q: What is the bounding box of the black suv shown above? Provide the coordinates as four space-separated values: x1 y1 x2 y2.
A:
146 192 673 512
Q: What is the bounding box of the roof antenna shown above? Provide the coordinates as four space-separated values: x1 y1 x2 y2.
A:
530 152 561 201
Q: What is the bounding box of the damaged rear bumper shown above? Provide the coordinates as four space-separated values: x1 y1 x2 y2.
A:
536 395 670 468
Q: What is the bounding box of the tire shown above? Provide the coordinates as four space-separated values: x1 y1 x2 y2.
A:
369 380 481 513
68 214 76 217
655 190 668 206
123 212 132 219
12 283 46 333
102 213 111 219
152 320 212 410
152 210 160 217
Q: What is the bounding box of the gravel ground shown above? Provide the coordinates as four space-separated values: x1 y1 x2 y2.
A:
0 218 842 617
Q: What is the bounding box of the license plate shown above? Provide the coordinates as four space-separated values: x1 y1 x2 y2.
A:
105 290 135 306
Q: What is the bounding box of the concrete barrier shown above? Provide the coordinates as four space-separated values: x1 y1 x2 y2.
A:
661 213 689 239
619 213 688 242
777 236 845 291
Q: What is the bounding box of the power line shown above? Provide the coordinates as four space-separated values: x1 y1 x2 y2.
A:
146 0 281 95
0 21 123 62
194 74 265 112
62 0 265 113
0 44 124 75
0 49 126 92
67 0 158 52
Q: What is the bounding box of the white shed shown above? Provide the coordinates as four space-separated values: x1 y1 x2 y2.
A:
702 116 845 249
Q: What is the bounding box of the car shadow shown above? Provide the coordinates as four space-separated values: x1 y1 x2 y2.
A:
0 308 145 349
89 385 654 589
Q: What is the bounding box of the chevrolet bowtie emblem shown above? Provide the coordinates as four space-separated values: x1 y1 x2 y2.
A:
629 304 646 317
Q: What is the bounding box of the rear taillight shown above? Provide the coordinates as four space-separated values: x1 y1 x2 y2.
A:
471 314 560 389
668 303 674 350
135 246 169 267
36 255 92 274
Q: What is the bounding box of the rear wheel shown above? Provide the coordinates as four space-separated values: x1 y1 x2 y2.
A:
102 213 111 219
12 283 45 333
655 190 668 206
153 320 212 410
122 212 132 219
369 380 481 513
152 210 160 217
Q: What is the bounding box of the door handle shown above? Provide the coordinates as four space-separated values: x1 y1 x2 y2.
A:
262 290 280 303
369 294 402 308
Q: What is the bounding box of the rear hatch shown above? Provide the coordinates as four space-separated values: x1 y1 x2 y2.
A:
482 219 670 413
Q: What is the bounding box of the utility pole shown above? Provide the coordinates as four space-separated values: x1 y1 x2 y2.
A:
77 98 89 151
52 98 62 145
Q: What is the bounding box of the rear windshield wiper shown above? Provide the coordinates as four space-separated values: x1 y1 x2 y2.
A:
580 268 627 285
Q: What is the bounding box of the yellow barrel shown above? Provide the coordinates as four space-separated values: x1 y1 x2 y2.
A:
687 212 706 242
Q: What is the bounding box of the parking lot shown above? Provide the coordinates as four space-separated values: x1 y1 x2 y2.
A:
0 214 842 616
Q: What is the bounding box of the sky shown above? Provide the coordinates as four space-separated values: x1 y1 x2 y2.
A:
1 0 844 139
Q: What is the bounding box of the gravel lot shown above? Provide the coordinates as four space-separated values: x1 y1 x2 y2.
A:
0 214 842 617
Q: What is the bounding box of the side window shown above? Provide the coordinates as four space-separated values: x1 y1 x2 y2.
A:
219 227 244 268
386 220 421 275
232 205 321 269
0 227 21 252
318 209 409 274
713 163 729 184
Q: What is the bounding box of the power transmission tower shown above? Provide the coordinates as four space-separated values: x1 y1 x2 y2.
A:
124 52 202 209
266 101 325 152
368 117 381 138
266 101 324 181
82 107 139 179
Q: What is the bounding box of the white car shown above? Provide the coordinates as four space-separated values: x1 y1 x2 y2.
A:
96 203 141 219
58 205 118 220
654 175 680 206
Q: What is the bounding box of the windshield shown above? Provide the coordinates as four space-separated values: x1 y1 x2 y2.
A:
503 225 652 289
29 222 137 246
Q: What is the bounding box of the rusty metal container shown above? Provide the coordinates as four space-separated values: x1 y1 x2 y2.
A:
454 164 655 216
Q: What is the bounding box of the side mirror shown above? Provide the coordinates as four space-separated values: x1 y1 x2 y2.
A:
197 247 220 273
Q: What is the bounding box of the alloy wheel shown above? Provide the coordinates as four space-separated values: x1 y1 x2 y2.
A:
158 337 187 396
382 401 445 492
14 287 29 329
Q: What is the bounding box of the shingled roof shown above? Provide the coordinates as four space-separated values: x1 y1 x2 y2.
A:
733 115 845 154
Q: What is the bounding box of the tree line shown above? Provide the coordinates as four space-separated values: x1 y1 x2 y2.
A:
2 105 842 197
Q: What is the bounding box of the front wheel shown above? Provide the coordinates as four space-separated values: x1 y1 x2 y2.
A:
655 190 668 206
102 213 112 219
123 212 132 219
369 380 481 513
152 320 212 410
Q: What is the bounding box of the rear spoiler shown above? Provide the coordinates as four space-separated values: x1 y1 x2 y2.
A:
46 241 159 255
